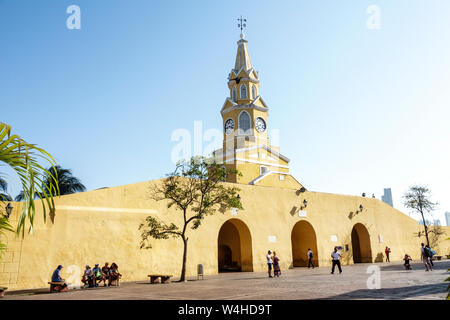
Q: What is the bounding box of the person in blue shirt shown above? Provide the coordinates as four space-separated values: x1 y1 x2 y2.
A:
92 264 105 287
51 265 68 292
52 265 64 282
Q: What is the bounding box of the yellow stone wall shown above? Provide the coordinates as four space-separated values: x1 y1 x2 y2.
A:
1 179 449 291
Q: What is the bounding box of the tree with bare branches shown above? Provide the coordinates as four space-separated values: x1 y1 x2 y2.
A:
139 157 242 282
403 185 438 247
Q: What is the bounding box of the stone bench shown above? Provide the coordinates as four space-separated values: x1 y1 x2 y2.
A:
48 281 68 292
433 256 442 261
148 274 173 284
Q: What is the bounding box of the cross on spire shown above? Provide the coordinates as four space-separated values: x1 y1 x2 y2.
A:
237 16 247 38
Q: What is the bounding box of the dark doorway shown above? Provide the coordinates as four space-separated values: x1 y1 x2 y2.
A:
351 223 372 263
217 219 253 272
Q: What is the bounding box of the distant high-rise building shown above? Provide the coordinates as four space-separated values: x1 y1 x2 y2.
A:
445 212 450 226
418 219 432 226
433 219 441 226
381 188 393 207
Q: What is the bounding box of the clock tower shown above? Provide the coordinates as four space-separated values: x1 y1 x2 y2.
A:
213 25 304 190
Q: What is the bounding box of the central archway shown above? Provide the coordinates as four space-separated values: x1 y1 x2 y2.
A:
351 223 372 263
217 219 253 272
291 220 319 267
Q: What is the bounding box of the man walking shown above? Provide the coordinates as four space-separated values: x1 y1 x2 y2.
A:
331 247 342 274
425 244 434 267
385 246 391 262
266 250 273 278
307 248 315 269
421 243 432 271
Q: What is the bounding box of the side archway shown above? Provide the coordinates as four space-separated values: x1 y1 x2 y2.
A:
217 219 253 272
351 223 372 263
291 220 319 267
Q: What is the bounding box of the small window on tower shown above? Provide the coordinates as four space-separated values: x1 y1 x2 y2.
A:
260 166 269 175
240 84 247 99
238 111 251 134
232 86 237 101
252 85 257 99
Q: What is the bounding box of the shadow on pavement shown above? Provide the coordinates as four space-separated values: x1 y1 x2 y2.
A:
379 260 450 272
319 282 447 300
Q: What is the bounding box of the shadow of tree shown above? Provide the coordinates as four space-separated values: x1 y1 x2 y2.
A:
374 252 384 263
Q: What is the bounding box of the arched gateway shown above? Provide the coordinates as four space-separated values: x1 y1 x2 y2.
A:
291 220 319 267
217 219 253 272
351 223 373 263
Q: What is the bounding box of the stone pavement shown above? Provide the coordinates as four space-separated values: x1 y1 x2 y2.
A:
3 260 449 300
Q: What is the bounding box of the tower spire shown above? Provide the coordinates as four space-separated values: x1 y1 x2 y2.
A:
234 16 253 72
237 16 247 39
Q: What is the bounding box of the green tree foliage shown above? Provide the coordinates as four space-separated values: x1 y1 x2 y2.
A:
139 157 243 282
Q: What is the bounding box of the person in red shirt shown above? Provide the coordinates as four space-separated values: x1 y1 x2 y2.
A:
385 246 391 262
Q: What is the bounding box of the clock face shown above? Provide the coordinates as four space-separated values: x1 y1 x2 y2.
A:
255 117 266 133
224 119 235 135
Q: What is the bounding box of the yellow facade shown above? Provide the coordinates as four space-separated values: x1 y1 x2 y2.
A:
1 33 449 291
1 181 449 291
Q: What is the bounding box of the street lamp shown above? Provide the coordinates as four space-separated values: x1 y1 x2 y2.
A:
4 202 13 219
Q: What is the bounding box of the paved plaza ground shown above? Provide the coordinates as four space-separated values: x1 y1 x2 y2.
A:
3 260 449 300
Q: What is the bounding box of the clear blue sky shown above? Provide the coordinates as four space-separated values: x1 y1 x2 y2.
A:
1 0 449 224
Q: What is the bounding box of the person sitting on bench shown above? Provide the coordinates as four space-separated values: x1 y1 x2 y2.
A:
92 264 105 287
108 262 122 287
403 254 412 270
51 265 69 292
100 262 110 287
82 265 95 288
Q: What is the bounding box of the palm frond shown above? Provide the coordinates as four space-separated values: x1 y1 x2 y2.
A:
0 122 59 236
0 216 13 257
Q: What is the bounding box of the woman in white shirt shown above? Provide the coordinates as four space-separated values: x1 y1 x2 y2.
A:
266 250 273 278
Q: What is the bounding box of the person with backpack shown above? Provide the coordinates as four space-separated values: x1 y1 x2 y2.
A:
425 244 435 267
307 248 315 269
420 243 432 271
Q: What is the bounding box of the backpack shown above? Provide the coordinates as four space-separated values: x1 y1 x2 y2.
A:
309 251 313 258
423 247 430 258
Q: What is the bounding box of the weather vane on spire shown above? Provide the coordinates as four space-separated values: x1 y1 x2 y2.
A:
237 16 247 39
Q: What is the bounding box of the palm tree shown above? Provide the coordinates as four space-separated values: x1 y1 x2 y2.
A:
0 122 59 238
0 178 12 201
42 166 86 195
15 166 86 200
